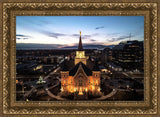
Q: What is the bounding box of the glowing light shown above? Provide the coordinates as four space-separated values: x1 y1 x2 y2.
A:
70 86 74 93
76 51 85 58
92 85 95 91
85 88 88 92
98 87 100 91
96 80 98 84
16 80 18 84
78 87 83 95
61 87 63 91
35 65 42 70
74 87 77 92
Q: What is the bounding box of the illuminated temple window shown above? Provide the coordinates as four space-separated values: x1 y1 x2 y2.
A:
96 80 98 85
74 88 77 92
92 85 95 91
85 88 88 92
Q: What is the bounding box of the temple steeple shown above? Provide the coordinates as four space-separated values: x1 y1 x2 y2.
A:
78 31 83 51
75 31 86 65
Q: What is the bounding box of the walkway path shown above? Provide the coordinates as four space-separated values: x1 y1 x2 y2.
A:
43 75 67 100
94 89 117 101
47 81 60 90
44 88 66 101
24 86 37 97
43 67 60 80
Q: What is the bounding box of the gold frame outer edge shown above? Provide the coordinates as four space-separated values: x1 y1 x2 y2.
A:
1 2 158 115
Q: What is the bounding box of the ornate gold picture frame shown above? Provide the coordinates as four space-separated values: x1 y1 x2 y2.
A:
0 0 159 116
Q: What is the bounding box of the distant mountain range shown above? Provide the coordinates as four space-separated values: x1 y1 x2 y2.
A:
16 43 115 50
16 43 62 50
61 44 113 49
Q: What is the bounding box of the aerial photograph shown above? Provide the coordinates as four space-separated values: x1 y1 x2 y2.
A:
16 16 144 101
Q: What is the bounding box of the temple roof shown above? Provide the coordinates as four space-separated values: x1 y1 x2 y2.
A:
61 60 69 71
78 31 83 51
69 62 92 76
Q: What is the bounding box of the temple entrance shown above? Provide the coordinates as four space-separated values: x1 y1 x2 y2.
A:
74 87 88 100
78 87 83 95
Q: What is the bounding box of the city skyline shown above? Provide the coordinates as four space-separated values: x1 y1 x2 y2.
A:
16 33 144 101
16 16 144 49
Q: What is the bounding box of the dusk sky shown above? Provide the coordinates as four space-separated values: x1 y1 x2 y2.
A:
16 16 144 48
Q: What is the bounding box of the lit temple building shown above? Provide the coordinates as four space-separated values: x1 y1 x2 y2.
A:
60 32 102 99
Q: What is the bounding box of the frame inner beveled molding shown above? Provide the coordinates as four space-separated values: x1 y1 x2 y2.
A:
2 2 157 114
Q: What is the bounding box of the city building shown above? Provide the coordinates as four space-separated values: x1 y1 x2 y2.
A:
112 40 144 71
60 32 101 99
103 47 112 62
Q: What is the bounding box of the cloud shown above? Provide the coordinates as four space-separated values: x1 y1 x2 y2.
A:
71 34 91 40
16 34 31 40
92 33 99 36
42 31 67 39
16 34 31 37
83 35 92 39
106 33 120 36
90 39 96 42
108 35 135 42
95 26 104 30
71 33 99 40
41 30 100 40
71 34 79 37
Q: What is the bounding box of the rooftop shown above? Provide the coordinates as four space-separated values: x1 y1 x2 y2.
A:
69 62 92 76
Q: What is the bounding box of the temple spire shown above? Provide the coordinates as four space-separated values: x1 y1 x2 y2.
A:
78 31 83 51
